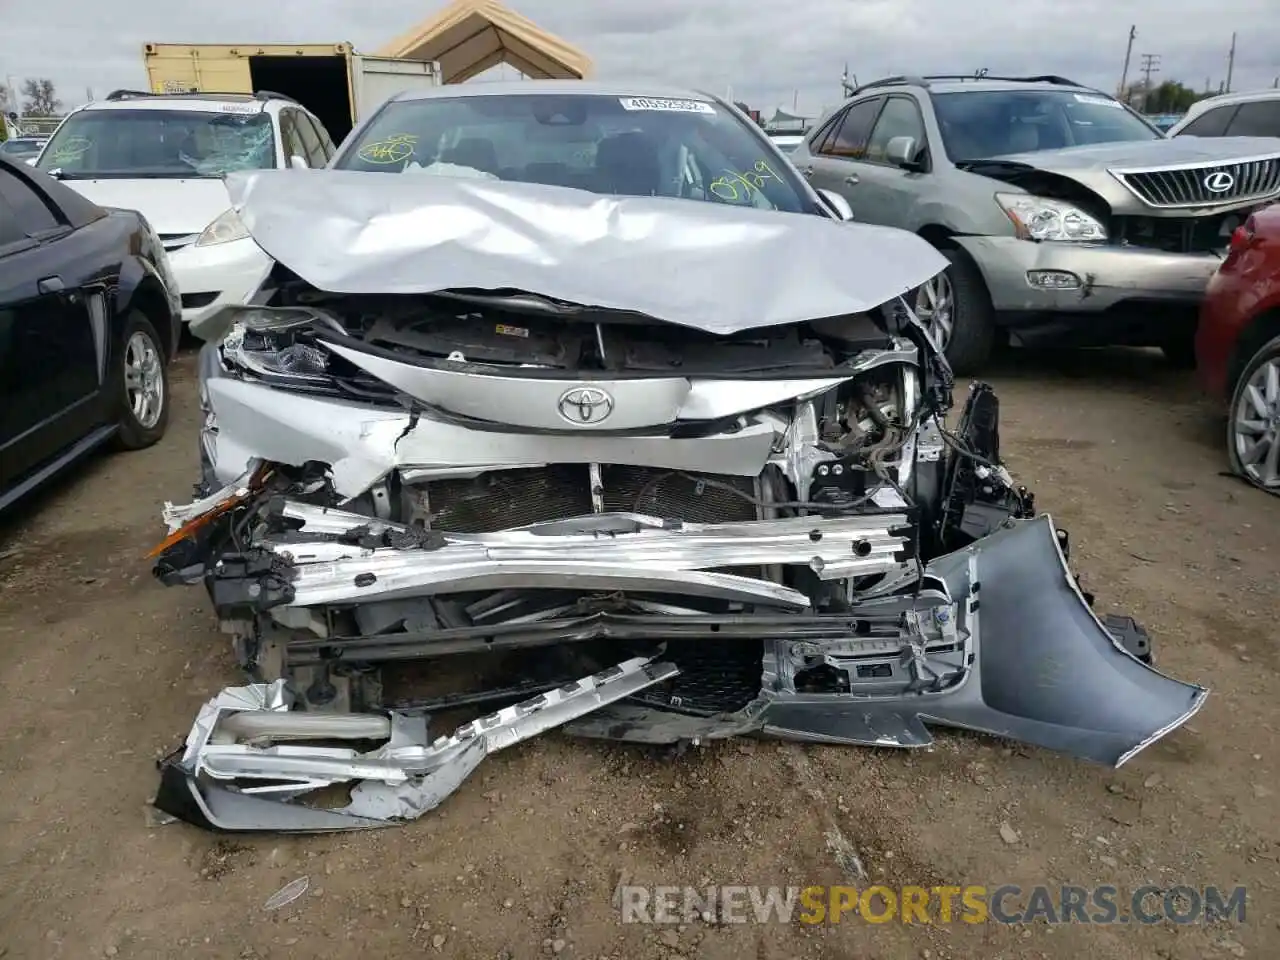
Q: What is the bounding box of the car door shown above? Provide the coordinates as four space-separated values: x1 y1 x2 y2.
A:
1224 100 1280 137
845 95 931 227
0 164 101 488
802 97 886 221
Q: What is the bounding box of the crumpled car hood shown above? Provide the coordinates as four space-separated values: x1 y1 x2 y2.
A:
995 135 1280 172
224 169 947 335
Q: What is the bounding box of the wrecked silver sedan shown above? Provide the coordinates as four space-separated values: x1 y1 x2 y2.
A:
152 85 1206 832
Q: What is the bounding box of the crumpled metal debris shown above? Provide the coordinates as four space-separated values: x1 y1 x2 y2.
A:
155 656 678 833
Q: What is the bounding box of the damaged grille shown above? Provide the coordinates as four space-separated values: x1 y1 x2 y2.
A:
1111 211 1250 254
628 638 765 714
412 466 760 532
1113 156 1280 208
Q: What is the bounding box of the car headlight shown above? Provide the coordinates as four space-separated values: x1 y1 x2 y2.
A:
196 208 250 247
995 193 1108 242
221 308 334 385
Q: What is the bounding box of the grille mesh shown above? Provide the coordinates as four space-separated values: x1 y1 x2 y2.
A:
1116 156 1280 208
421 465 760 533
627 638 765 714
600 466 758 524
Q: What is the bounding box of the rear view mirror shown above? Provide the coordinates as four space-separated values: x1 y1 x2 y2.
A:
817 188 855 222
289 154 309 170
886 136 919 169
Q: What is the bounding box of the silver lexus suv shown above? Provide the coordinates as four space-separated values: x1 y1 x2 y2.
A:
792 74 1280 371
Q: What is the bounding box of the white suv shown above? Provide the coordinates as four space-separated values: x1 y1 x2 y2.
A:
33 90 338 327
1167 88 1280 138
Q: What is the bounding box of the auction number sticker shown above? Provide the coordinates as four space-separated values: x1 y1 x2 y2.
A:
1074 93 1123 108
619 96 715 115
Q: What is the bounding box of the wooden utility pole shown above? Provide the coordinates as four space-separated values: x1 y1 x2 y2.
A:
1139 52 1160 111
1225 32 1236 93
840 63 856 99
1118 25 1137 98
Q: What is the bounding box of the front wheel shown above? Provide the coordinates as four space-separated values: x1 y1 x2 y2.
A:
113 311 170 450
914 247 996 375
1226 333 1280 496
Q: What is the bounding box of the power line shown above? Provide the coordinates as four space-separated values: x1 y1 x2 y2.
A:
1139 53 1160 111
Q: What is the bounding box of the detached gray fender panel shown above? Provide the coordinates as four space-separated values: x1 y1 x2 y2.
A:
923 515 1205 765
763 515 1207 765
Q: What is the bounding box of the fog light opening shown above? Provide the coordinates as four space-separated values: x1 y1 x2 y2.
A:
1027 270 1082 290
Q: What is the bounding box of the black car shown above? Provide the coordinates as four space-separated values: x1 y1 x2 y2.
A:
0 154 181 511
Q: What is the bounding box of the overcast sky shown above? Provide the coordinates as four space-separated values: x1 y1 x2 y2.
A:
2 0 1277 115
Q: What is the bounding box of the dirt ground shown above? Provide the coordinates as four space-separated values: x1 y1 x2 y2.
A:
0 346 1276 960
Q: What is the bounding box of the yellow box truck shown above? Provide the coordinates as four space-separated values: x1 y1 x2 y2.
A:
142 42 440 143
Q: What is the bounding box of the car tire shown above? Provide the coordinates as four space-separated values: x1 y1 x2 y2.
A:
1226 333 1280 496
113 311 171 451
914 247 996 375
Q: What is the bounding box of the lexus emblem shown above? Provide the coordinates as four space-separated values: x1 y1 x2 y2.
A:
1203 171 1235 193
557 386 615 424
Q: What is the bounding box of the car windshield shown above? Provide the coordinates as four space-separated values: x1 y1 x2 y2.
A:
336 93 813 213
931 89 1161 162
0 139 43 158
36 107 276 178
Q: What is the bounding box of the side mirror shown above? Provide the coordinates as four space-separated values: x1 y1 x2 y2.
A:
817 188 854 222
886 136 919 169
288 154 309 170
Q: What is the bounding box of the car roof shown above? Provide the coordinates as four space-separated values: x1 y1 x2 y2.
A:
75 94 277 115
853 76 1098 97
1184 87 1280 115
389 79 721 104
926 79 1095 95
0 153 107 226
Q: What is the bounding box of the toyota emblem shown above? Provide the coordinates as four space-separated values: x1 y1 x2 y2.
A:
557 386 615 425
1203 171 1235 193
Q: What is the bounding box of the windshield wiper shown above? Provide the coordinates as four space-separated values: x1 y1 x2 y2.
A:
952 158 1036 174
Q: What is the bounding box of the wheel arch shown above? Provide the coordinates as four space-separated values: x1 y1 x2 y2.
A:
1229 308 1280 394
116 259 178 361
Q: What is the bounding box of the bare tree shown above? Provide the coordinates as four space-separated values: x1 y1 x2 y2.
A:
20 78 61 116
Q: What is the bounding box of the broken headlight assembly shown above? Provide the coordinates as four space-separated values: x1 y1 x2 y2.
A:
996 193 1108 242
195 208 251 247
221 307 343 387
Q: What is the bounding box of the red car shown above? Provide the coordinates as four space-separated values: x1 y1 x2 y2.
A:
1197 203 1280 495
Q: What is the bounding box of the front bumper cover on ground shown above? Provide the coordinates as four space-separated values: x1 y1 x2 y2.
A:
154 514 1206 833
